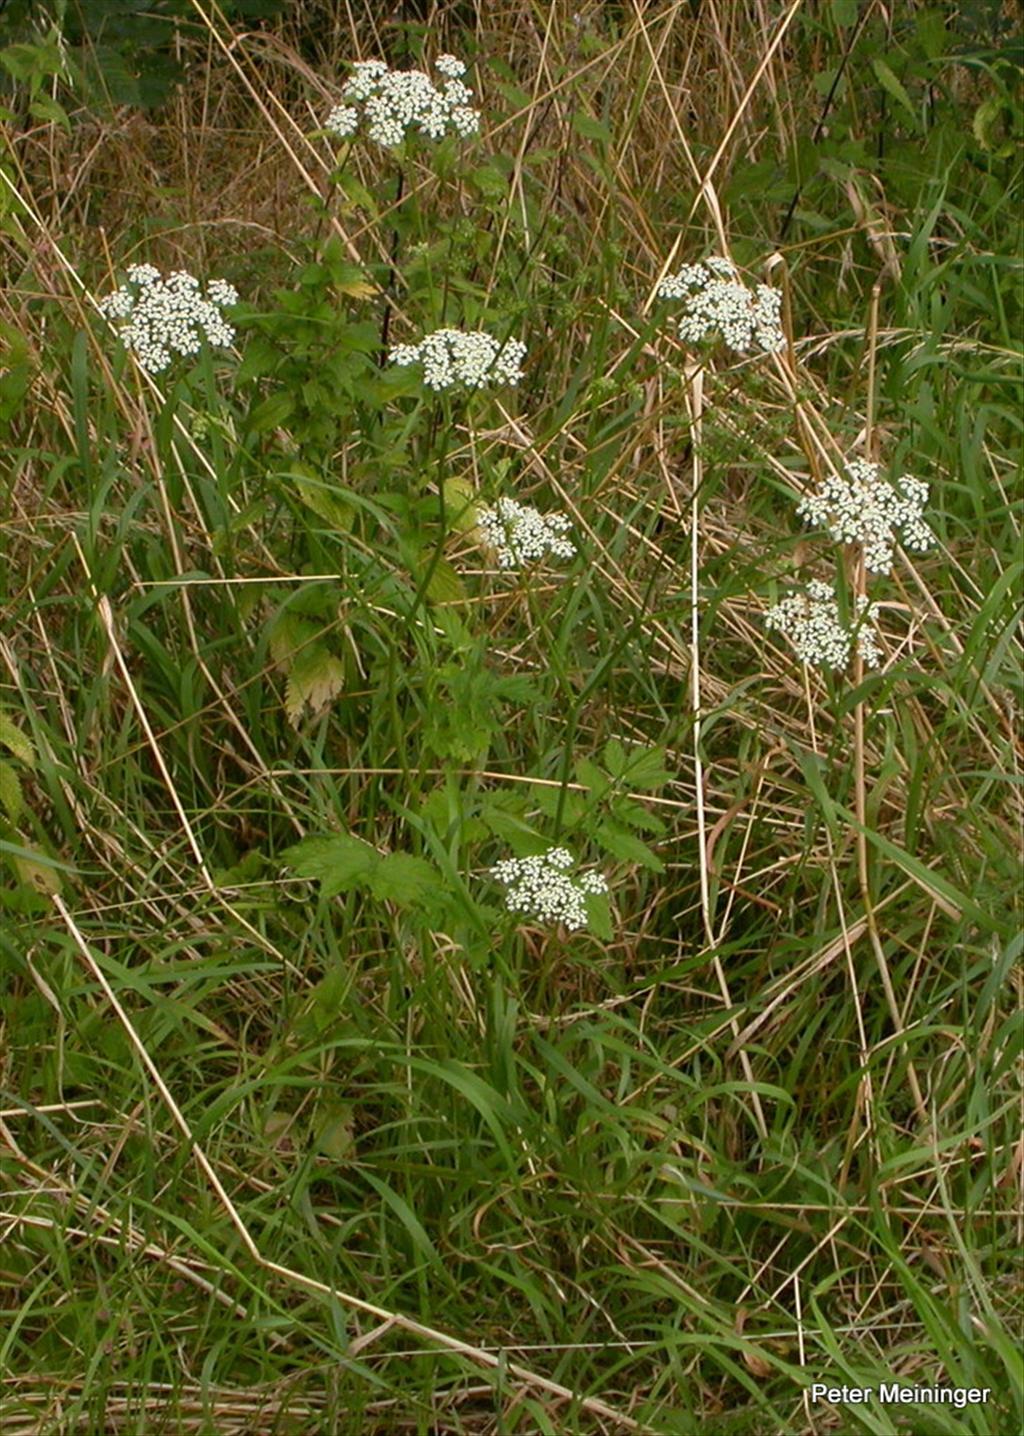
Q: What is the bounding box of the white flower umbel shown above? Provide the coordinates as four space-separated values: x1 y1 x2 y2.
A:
97 264 238 375
477 497 575 569
325 54 480 148
491 847 608 932
764 578 883 670
389 328 526 392
796 458 933 575
656 256 785 355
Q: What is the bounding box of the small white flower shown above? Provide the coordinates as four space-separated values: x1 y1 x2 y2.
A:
435 54 466 79
325 103 359 138
490 847 608 932
796 458 934 574
657 256 785 355
764 578 882 670
326 55 480 147
97 265 238 375
477 497 575 569
389 328 526 392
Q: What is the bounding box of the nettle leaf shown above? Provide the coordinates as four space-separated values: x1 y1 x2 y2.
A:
0 761 22 825
285 645 346 725
596 822 664 872
0 712 35 769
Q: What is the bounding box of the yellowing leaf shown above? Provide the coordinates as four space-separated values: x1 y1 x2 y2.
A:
443 477 481 534
424 558 466 606
0 711 35 769
0 760 22 824
285 645 346 725
268 611 320 670
11 845 63 895
337 279 377 300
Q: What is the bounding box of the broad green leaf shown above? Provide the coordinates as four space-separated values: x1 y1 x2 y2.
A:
575 756 611 797
423 558 466 605
597 823 664 872
369 852 438 905
282 834 377 898
442 477 480 534
247 389 295 434
29 95 70 129
603 737 627 777
622 745 673 790
584 889 613 941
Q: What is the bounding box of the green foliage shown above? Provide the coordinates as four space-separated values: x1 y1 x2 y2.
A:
1 4 1021 1433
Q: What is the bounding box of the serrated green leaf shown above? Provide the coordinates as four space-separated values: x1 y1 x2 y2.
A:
611 798 667 836
369 853 439 905
575 756 611 797
0 760 22 824
584 889 613 941
282 834 378 898
267 611 321 669
532 785 585 826
622 745 673 790
0 713 35 769
572 112 612 144
596 823 664 872
29 94 70 129
290 472 354 531
871 58 917 125
247 389 295 434
603 737 627 777
285 645 345 724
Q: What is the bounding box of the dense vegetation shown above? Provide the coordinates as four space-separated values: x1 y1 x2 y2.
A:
1 2 1021 1432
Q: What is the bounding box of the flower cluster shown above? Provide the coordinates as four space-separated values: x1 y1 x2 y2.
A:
325 55 480 147
389 328 527 392
657 256 785 355
764 579 883 670
97 264 237 375
490 847 608 932
477 497 575 569
796 458 933 574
